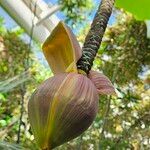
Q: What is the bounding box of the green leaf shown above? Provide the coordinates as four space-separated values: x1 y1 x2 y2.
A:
116 0 150 20
0 71 31 93
0 141 25 150
0 94 6 102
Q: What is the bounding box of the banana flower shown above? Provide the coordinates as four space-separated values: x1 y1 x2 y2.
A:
28 22 115 150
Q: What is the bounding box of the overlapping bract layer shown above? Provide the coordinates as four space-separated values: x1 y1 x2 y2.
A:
28 73 99 149
28 22 115 150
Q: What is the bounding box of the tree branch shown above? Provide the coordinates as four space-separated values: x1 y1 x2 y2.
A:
17 85 25 144
77 0 115 74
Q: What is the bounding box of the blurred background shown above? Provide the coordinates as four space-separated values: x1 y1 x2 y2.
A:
0 0 150 149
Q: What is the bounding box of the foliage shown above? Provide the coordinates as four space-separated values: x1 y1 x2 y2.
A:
99 12 150 85
58 0 94 26
0 18 51 149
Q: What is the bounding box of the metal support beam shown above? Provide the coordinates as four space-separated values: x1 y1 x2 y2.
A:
23 0 59 33
36 5 62 26
0 0 59 43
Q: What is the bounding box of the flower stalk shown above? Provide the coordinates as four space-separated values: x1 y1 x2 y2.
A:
77 0 115 74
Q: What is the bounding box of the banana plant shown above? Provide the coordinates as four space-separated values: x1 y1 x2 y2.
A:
28 0 115 149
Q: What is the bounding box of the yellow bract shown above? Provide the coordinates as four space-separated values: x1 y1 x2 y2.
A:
42 22 82 74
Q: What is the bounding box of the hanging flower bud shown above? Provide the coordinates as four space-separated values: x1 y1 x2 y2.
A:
28 73 99 149
28 22 115 150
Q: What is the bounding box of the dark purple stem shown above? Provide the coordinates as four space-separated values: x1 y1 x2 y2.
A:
77 0 115 74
